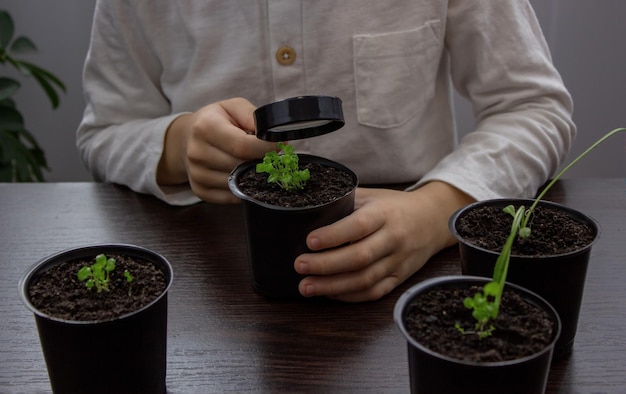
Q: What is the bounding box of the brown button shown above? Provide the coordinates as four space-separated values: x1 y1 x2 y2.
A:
276 46 296 65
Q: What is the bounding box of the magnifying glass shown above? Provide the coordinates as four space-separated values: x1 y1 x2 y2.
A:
254 95 344 141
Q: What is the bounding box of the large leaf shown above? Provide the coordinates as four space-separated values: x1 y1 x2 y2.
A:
9 36 37 55
0 77 20 100
0 105 25 131
0 11 14 50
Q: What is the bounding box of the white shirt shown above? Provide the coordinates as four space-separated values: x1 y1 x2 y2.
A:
77 1 575 206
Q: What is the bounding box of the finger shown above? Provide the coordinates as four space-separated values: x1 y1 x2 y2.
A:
298 257 401 302
191 182 241 204
200 190 241 204
329 276 402 303
188 169 240 204
295 227 394 276
306 204 385 251
187 160 230 189
218 97 258 132
187 140 243 174
209 99 277 160
209 126 278 164
194 115 274 163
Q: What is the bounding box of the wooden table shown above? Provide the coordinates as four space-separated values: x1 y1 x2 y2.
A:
1 179 624 393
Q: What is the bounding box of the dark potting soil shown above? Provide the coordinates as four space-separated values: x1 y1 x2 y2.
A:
28 254 167 321
404 285 555 363
456 205 595 256
237 162 355 208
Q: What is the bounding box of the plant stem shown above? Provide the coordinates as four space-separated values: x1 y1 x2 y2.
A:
491 205 525 316
522 127 626 228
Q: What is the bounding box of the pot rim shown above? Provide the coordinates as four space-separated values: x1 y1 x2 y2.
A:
394 275 561 367
449 198 601 259
228 153 358 211
18 243 174 325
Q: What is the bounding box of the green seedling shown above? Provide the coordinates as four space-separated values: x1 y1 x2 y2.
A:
459 127 625 338
123 269 134 296
123 269 133 283
77 254 133 293
77 254 115 293
256 142 310 191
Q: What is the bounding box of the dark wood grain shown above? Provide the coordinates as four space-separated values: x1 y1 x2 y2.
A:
1 180 625 393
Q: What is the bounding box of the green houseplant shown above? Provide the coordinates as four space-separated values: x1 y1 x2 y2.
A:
450 127 624 358
0 9 65 181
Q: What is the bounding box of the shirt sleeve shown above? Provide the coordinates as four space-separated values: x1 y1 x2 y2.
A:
76 0 200 206
412 0 575 201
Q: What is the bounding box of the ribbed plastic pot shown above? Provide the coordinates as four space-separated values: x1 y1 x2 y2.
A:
394 276 561 394
449 199 599 359
229 154 357 298
19 244 173 394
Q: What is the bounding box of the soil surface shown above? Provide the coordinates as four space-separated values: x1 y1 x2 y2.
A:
237 162 355 208
456 205 595 256
28 254 167 321
404 284 555 362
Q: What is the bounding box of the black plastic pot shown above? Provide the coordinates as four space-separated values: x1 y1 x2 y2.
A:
394 276 560 394
229 154 357 298
449 199 599 359
18 244 173 394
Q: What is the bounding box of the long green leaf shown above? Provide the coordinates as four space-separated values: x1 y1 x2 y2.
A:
18 61 66 108
19 61 66 91
31 71 61 108
490 206 525 316
523 127 626 229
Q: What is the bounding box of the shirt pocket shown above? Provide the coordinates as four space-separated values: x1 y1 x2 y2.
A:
353 21 441 128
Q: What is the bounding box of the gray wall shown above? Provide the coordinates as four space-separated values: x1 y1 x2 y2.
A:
456 0 626 178
3 0 625 182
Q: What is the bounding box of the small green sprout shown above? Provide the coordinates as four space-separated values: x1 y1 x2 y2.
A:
256 142 310 191
458 127 625 338
123 269 134 296
77 254 116 293
123 270 133 283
